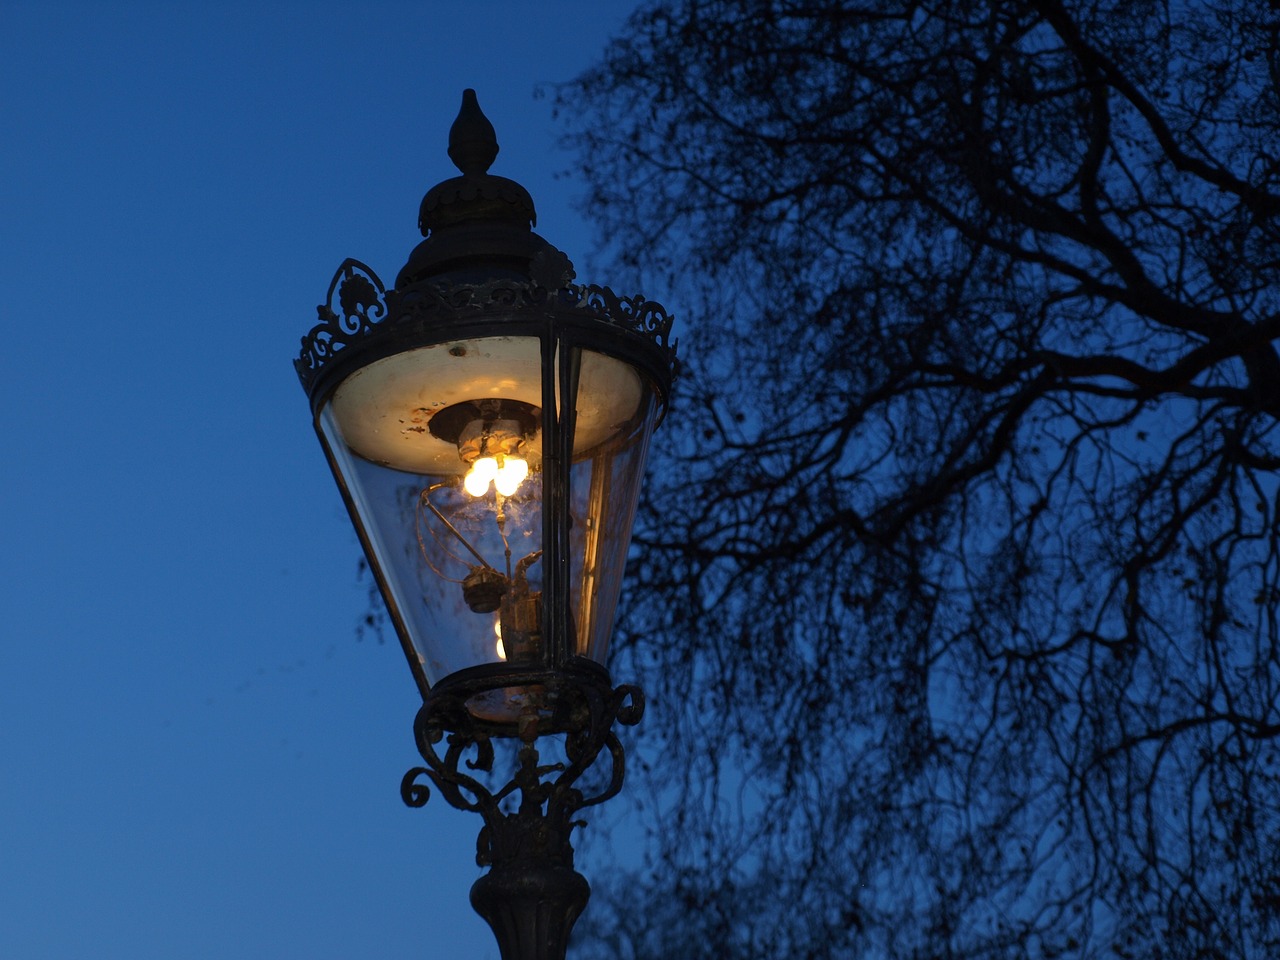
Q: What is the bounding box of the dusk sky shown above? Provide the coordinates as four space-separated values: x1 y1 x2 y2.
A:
1 3 651 956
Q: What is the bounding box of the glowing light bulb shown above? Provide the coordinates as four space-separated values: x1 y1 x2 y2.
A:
493 457 529 497
464 456 498 497
494 617 506 660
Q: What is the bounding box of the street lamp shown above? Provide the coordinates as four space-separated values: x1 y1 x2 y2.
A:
294 90 676 960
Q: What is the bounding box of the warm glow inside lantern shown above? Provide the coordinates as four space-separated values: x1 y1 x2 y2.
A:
296 91 675 732
317 334 662 723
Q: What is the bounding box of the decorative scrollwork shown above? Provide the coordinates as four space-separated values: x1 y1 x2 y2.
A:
295 262 678 397
294 259 387 390
400 767 432 808
563 283 678 370
404 676 645 871
395 277 554 327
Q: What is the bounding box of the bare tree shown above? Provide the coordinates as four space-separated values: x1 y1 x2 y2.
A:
554 1 1280 956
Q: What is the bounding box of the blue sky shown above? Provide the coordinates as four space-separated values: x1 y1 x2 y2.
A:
1 2 645 956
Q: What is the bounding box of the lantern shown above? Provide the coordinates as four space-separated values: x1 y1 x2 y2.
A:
294 90 676 960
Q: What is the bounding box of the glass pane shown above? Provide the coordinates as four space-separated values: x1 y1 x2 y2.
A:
565 349 659 665
317 335 662 707
319 337 546 686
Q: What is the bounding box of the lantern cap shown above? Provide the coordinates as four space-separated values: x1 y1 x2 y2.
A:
296 90 678 407
417 90 537 238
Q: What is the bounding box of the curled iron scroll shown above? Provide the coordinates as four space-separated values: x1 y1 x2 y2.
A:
294 259 387 390
401 678 646 865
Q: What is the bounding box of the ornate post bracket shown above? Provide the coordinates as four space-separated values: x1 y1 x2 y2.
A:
399 677 644 960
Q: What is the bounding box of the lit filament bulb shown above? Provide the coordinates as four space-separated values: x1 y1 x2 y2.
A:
464 456 528 498
494 617 506 660
463 456 498 497
494 457 528 496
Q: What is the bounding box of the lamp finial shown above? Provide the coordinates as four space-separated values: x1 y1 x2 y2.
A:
448 89 498 175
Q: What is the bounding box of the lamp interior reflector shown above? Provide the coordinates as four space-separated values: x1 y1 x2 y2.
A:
329 338 644 472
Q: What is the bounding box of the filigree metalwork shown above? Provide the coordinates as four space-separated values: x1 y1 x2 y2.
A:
400 679 643 859
399 675 643 960
563 283 678 369
295 266 676 397
294 259 387 388
393 276 555 326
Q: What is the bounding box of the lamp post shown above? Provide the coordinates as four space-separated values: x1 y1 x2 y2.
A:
294 90 676 960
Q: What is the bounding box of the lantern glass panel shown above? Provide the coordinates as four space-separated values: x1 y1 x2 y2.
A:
316 333 661 698
566 382 657 665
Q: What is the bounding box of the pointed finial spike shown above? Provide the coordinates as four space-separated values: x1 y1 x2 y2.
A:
448 89 499 175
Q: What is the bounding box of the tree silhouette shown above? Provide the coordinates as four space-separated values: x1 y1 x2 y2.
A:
554 1 1280 956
